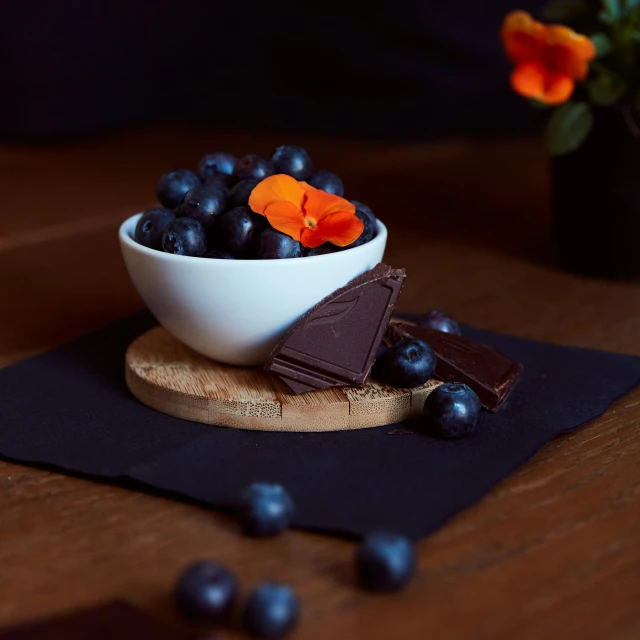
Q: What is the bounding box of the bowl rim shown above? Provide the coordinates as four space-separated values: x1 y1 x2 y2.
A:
119 212 387 265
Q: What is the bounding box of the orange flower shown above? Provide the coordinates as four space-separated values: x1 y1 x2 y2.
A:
248 174 364 249
501 10 596 105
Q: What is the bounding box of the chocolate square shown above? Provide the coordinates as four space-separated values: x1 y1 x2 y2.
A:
266 263 405 394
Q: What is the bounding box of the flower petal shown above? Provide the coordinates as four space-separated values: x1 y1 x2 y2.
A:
544 27 596 79
541 71 575 104
510 61 545 99
301 211 364 248
510 61 574 104
248 174 307 215
302 187 355 223
263 200 306 241
300 226 328 249
501 11 544 63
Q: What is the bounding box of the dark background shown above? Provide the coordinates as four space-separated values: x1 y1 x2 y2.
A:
0 0 546 141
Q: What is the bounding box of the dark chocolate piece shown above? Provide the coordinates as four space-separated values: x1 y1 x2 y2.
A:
266 263 405 394
0 601 198 640
386 321 523 411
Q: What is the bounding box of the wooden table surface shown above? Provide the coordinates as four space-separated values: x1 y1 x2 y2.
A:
1 128 639 640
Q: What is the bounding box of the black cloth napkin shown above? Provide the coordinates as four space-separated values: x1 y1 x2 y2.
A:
1 313 638 540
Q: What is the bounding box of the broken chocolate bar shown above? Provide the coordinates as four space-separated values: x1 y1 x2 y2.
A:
386 321 522 411
266 263 405 394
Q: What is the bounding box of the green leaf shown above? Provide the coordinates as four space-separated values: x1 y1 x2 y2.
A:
591 33 614 56
601 0 622 19
541 0 588 21
624 0 640 15
598 9 615 23
587 68 628 104
545 102 594 155
528 98 551 110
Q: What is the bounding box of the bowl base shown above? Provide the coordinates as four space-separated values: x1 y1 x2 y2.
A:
125 327 441 432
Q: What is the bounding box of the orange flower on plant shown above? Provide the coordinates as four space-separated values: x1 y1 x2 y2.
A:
501 10 596 105
248 174 364 249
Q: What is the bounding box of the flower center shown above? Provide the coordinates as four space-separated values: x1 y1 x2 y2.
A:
305 217 317 230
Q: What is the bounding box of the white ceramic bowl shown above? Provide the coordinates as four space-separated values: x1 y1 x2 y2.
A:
119 214 387 366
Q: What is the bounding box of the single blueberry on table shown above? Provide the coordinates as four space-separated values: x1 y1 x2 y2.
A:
162 218 207 257
349 208 376 248
214 206 264 258
197 151 236 179
373 338 437 387
174 561 238 624
355 531 416 592
228 178 260 209
156 169 201 209
133 207 176 250
256 228 303 260
176 183 227 231
233 154 275 183
238 482 295 536
202 249 236 259
304 243 341 257
271 145 314 181
308 169 344 196
423 382 481 439
418 310 461 335
243 583 300 638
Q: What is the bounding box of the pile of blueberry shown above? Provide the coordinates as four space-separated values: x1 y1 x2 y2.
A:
133 146 377 260
173 481 415 638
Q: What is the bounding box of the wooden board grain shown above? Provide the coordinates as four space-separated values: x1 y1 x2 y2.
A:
125 326 441 431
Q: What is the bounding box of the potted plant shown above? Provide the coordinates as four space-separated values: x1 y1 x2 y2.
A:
502 1 640 279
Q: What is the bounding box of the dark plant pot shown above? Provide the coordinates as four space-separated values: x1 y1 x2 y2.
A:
551 106 640 280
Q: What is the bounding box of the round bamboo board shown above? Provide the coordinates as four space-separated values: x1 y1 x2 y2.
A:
125 326 441 432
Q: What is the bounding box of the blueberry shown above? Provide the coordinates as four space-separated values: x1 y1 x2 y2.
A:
162 218 207 256
228 179 260 209
238 482 295 536
233 154 275 183
373 338 436 387
349 200 375 219
133 208 176 250
355 531 416 592
176 183 227 231
243 583 300 639
308 169 344 196
204 173 232 191
197 151 236 179
174 561 238 624
418 310 461 336
256 229 303 260
203 249 235 259
271 145 314 181
304 243 340 257
349 208 376 248
156 169 201 208
423 382 481 439
213 206 264 258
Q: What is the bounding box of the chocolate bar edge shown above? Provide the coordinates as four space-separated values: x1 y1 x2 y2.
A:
386 321 523 411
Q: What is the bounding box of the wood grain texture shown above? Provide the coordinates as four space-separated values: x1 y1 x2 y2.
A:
125 326 441 431
0 128 639 640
